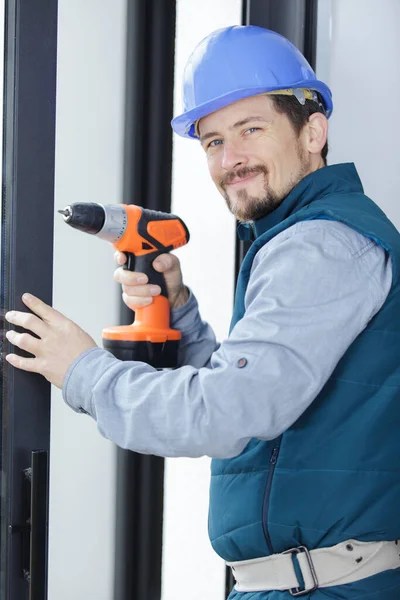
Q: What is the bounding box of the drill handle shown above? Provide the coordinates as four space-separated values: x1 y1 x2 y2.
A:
125 251 168 298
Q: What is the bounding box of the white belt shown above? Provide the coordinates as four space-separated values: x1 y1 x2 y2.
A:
226 539 400 596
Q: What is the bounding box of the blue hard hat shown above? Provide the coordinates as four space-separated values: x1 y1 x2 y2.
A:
171 25 333 139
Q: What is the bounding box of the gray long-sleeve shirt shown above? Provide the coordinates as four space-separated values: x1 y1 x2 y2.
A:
62 220 392 458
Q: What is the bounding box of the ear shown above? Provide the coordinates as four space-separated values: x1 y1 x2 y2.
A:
305 112 328 156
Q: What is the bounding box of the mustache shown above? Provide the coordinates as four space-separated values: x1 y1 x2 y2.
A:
220 165 267 188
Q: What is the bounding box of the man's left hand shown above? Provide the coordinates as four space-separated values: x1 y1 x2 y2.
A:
5 293 97 389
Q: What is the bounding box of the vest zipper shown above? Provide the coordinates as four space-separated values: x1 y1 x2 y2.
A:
262 440 281 554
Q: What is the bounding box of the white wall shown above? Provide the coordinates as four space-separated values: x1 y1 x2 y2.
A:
317 0 400 229
49 1 126 598
161 2 241 599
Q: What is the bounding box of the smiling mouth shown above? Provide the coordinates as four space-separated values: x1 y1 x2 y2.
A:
227 172 261 187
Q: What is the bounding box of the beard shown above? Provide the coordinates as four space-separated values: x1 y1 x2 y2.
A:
220 147 312 222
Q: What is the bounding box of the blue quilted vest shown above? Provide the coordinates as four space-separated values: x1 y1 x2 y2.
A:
209 163 400 599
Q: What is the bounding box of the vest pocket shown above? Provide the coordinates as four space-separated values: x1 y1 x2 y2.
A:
262 438 282 553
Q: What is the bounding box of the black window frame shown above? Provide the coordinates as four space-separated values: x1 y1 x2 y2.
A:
1 0 58 599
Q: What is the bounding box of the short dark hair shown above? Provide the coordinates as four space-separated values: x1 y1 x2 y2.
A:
269 94 328 166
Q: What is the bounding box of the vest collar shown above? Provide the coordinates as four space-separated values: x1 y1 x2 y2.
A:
237 162 364 241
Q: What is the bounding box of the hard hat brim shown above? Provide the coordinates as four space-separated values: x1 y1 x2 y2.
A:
171 81 333 139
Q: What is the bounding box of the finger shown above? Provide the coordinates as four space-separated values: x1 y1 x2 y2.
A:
122 292 153 310
5 310 48 337
114 269 148 285
6 330 40 355
153 254 174 272
121 283 160 297
20 293 63 325
5 353 39 373
114 251 127 265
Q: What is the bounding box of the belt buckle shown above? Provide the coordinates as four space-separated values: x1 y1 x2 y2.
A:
282 545 318 597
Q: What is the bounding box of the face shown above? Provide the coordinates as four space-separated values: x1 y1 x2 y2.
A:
198 94 322 222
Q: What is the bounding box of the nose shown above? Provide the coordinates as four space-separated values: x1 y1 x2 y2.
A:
221 141 249 172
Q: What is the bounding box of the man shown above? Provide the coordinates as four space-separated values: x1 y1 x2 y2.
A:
5 26 400 598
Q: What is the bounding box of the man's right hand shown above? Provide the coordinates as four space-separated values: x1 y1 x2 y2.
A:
114 251 189 311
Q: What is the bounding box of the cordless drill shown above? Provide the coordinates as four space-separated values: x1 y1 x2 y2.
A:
58 203 190 368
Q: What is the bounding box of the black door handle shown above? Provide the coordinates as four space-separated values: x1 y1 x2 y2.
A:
10 451 49 598
29 450 49 600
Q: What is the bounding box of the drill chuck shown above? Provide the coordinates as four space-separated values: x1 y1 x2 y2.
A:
58 203 127 243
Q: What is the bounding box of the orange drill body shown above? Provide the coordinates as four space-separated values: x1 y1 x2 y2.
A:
104 204 188 345
114 204 188 256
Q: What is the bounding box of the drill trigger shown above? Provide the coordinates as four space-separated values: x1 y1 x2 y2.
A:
125 252 136 272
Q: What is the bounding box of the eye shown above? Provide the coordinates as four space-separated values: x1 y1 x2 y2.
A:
208 139 223 149
245 127 261 135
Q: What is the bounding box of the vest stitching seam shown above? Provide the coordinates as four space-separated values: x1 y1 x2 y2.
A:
211 468 271 477
331 376 399 389
266 521 359 536
211 520 263 542
267 468 400 474
357 328 398 334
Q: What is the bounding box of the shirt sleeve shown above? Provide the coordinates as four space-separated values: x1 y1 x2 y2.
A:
62 220 392 459
169 289 219 368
